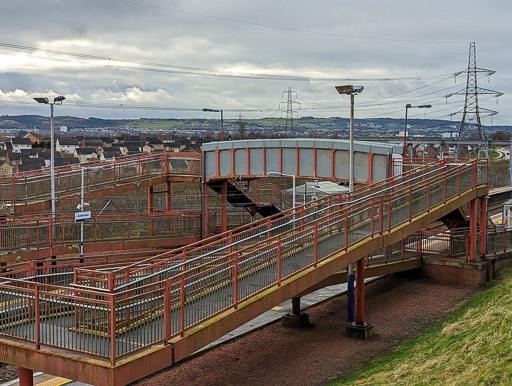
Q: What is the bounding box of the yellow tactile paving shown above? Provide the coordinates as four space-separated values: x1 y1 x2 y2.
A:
36 376 71 386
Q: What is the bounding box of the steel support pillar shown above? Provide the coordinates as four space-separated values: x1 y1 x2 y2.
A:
345 258 374 339
221 180 228 233
470 198 478 262
480 196 487 258
355 258 365 324
19 367 33 386
282 296 309 327
148 186 154 214
203 183 208 239
347 264 355 322
166 180 172 213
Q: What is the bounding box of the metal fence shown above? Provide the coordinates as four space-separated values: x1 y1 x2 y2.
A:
0 152 201 207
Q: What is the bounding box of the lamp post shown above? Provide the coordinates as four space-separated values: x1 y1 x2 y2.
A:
202 108 224 141
335 85 363 323
403 104 432 157
34 96 65 220
335 85 364 193
267 172 296 209
79 166 104 260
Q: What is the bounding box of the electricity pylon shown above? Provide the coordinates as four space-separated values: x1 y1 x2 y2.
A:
279 87 300 135
447 42 503 158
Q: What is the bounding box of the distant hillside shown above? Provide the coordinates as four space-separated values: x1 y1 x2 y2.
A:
0 115 511 135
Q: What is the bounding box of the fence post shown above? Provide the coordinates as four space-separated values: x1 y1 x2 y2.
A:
110 294 116 366
35 285 40 349
164 280 171 343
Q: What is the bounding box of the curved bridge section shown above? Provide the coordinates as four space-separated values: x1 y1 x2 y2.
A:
203 138 402 183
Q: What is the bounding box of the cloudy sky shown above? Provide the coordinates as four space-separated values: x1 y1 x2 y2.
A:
0 0 510 125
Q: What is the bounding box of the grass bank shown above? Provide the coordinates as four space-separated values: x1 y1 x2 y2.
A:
334 265 512 385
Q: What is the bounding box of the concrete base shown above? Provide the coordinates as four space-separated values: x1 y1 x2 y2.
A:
345 322 374 340
281 313 309 328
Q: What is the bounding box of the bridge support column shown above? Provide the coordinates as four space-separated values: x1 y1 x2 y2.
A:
480 196 487 258
347 264 355 322
345 258 374 340
148 186 154 214
19 367 33 386
203 183 208 239
221 180 228 233
166 181 172 213
281 297 309 328
470 198 478 262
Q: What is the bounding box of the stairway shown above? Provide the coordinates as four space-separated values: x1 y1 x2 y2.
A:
207 179 284 217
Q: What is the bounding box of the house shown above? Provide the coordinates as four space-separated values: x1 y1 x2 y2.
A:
11 138 32 153
56 138 79 154
100 151 120 161
54 158 79 167
23 132 44 144
16 158 45 173
74 148 98 163
83 140 104 151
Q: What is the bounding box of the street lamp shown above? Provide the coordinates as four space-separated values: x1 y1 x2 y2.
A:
267 172 296 209
79 166 104 260
335 85 364 192
34 96 65 221
202 108 224 141
403 104 432 157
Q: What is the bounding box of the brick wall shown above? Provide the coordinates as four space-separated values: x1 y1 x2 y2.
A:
421 257 487 286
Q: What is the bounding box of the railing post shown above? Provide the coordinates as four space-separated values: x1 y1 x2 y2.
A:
443 172 447 202
379 197 384 235
344 208 349 251
387 196 392 231
180 250 186 336
427 180 431 211
234 251 238 309
313 223 318 267
370 198 374 237
408 186 412 221
277 236 282 286
164 280 171 343
110 294 116 366
34 285 40 349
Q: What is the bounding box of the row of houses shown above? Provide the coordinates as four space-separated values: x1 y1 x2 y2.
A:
0 134 203 175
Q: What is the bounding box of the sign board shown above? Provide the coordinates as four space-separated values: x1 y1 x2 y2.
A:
75 211 92 222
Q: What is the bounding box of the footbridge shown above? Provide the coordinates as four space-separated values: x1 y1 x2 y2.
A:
0 158 488 385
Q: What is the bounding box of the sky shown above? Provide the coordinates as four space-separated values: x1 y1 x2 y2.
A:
0 0 510 126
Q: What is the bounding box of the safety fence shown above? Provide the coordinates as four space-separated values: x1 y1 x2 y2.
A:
0 158 487 365
411 225 512 261
0 151 201 207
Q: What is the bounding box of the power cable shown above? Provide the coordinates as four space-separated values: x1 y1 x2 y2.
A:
115 0 468 44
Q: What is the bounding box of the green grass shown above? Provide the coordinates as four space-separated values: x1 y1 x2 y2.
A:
333 265 512 385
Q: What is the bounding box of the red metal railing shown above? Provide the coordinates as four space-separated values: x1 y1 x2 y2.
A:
0 151 201 207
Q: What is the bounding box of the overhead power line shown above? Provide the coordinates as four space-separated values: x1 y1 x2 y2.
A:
0 42 452 82
115 0 468 44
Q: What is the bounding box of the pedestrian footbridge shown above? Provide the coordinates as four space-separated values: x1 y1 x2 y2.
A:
0 158 488 385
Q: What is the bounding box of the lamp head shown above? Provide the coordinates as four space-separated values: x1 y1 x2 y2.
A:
405 104 412 108
54 96 66 103
335 85 364 95
34 97 49 104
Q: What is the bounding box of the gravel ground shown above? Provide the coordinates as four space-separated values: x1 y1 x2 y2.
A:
0 363 18 383
135 273 481 386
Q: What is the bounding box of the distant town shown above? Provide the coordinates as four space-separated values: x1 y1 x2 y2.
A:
0 114 511 175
